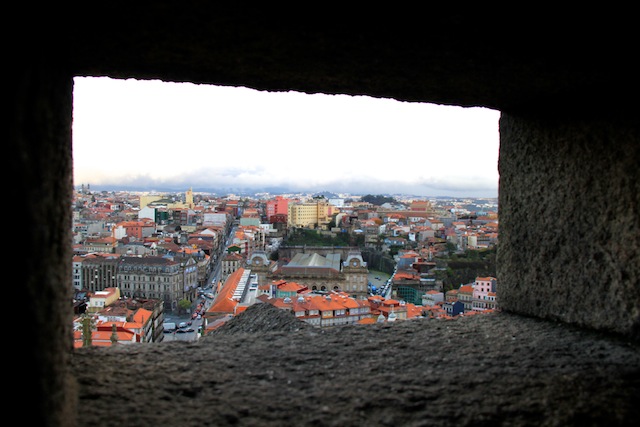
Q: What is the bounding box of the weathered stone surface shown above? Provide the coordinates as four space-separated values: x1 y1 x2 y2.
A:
15 6 640 426
498 114 640 340
71 311 640 427
210 302 313 335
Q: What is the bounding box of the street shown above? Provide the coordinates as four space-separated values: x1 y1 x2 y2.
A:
163 224 231 341
163 291 215 342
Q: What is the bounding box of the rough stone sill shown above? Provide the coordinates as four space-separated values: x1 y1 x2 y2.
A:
71 311 640 427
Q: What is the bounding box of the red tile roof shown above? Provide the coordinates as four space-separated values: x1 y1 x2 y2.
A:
206 268 245 315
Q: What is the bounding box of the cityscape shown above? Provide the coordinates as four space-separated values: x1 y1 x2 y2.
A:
72 185 499 347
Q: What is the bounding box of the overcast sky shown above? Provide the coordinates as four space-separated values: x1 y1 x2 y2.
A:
72 77 500 198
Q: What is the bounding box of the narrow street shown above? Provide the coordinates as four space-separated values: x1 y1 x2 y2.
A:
163 289 215 342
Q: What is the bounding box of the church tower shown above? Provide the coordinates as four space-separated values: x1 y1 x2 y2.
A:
186 187 194 209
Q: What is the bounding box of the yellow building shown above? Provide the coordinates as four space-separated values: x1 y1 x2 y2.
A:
87 287 121 313
139 187 194 210
288 199 336 229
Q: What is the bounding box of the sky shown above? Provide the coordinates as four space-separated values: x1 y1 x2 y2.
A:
72 77 501 198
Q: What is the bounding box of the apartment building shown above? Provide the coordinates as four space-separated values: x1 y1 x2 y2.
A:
287 199 335 229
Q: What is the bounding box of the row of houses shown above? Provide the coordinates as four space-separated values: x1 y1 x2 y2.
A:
421 276 498 316
203 265 498 332
72 272 498 347
72 287 166 347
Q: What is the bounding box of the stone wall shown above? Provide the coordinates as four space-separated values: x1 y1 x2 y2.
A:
498 113 639 338
12 6 640 426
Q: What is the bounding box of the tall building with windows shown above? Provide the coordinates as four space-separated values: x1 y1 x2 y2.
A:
117 256 199 311
288 199 336 229
266 196 289 223
76 254 199 312
472 276 498 311
79 253 121 293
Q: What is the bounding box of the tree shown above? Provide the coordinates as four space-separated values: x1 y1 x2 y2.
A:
440 246 497 290
178 298 192 314
361 194 397 206
81 314 95 347
328 213 338 229
110 323 118 344
375 234 385 251
350 232 365 247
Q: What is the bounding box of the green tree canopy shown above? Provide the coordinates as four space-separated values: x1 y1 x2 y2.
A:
178 299 192 314
361 194 398 206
